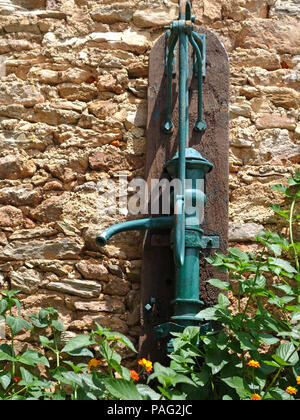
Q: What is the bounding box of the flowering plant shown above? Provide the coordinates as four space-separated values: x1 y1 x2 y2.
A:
0 295 140 400
188 170 300 400
0 171 298 400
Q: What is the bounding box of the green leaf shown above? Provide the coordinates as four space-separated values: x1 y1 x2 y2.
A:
39 335 53 349
66 347 94 358
0 371 11 390
106 332 137 353
263 388 284 400
6 316 32 336
271 355 291 367
19 366 35 386
258 333 279 346
191 368 210 387
235 332 257 351
220 375 246 392
216 331 228 350
0 290 20 299
207 278 231 290
293 242 300 252
0 300 8 315
267 243 282 256
51 320 65 332
273 283 296 295
148 363 195 388
287 178 298 187
286 305 300 312
196 307 218 321
136 384 161 400
63 361 87 373
13 298 22 316
292 361 300 378
263 360 280 368
205 349 228 375
271 184 288 194
19 367 53 389
276 342 299 366
291 312 300 323
60 371 85 387
294 169 300 181
61 334 95 354
0 343 18 362
18 350 50 367
218 293 230 308
28 313 48 329
120 366 130 381
268 257 297 274
270 204 289 220
103 378 142 400
229 248 249 262
249 273 266 291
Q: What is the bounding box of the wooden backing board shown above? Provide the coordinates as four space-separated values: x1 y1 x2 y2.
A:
138 27 230 362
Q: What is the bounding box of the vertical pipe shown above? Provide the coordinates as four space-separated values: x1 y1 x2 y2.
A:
172 174 203 325
178 26 188 197
173 248 201 326
173 22 202 324
173 19 189 268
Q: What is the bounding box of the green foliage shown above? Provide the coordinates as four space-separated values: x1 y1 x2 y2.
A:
0 171 298 400
0 293 138 400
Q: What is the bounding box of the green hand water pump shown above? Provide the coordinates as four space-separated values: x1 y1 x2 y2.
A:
96 0 219 347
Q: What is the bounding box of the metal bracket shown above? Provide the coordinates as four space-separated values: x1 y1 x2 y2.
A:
185 230 219 249
170 228 220 250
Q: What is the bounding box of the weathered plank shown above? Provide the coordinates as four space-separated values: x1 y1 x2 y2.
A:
139 27 229 362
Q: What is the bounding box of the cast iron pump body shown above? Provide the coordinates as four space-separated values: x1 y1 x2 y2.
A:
96 0 219 345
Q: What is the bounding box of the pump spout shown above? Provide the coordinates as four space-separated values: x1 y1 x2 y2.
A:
96 216 175 247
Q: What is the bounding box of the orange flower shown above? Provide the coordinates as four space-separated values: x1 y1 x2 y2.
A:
247 360 260 368
88 358 100 370
251 394 261 400
297 377 300 385
13 377 21 383
286 386 297 395
111 140 120 148
138 358 153 372
130 370 139 381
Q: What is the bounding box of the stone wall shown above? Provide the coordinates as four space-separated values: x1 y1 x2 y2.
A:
0 0 299 360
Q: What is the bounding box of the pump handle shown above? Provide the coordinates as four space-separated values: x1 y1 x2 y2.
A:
179 0 192 20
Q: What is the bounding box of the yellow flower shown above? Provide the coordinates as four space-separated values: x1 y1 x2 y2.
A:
286 386 297 395
251 394 261 400
297 377 300 385
247 360 260 368
138 358 153 372
88 358 100 370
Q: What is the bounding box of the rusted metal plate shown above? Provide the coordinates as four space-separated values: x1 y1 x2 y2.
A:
139 27 229 362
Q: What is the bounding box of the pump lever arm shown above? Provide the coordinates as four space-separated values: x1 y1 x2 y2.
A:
163 26 179 134
188 32 207 133
179 0 192 20
96 216 175 247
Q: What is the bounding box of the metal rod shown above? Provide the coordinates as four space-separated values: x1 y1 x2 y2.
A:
96 216 175 247
189 33 207 132
163 28 179 133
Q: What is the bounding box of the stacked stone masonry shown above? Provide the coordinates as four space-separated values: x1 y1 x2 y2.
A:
0 0 299 362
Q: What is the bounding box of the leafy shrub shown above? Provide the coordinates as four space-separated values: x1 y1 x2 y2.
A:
0 170 298 400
